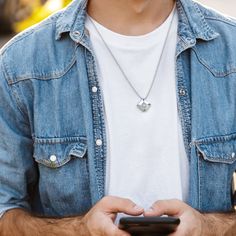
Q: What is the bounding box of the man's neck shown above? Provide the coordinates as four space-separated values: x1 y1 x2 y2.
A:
87 0 175 36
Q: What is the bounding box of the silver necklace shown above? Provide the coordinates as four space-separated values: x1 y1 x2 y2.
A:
88 10 175 112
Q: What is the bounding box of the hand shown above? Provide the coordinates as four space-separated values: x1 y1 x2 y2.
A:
144 199 206 236
81 196 144 236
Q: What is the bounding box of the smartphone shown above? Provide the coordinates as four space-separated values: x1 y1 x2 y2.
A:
119 216 180 236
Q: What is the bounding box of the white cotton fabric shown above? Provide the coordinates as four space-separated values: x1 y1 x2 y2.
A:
86 7 189 216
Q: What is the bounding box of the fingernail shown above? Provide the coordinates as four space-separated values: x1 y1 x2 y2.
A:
134 205 143 211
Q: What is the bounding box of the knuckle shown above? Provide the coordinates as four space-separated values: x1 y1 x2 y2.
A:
100 195 112 204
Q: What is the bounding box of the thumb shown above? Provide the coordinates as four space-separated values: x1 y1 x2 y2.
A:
144 199 187 217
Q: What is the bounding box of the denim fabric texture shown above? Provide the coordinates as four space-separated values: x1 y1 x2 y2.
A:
1 0 236 217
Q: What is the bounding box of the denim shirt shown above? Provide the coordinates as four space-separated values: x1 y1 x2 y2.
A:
1 0 236 217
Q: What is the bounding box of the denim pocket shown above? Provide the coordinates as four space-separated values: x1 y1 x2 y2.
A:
194 133 236 212
32 136 91 217
193 46 236 78
33 136 87 168
195 135 236 164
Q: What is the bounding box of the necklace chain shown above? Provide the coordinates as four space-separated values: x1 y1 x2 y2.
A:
88 9 176 111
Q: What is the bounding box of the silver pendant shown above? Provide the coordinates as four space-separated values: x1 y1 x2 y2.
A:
137 99 151 112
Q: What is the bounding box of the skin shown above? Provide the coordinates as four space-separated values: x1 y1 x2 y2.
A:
1 0 236 235
87 0 175 35
144 199 236 235
0 196 144 236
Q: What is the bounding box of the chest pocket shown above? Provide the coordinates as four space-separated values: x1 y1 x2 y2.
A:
34 137 87 168
196 137 236 164
33 136 91 217
194 134 236 212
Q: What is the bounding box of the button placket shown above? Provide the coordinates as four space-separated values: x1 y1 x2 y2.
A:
85 49 107 198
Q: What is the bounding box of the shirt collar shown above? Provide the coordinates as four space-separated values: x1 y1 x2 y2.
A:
176 0 219 44
55 0 88 42
55 0 219 44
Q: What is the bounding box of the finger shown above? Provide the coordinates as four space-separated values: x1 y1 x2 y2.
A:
98 196 144 215
144 199 188 217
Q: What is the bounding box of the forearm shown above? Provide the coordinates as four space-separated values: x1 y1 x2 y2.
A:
0 209 87 236
202 212 236 236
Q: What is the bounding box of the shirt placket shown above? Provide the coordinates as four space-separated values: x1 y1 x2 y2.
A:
84 44 107 198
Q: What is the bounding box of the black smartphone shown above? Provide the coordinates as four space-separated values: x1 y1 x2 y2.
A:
119 216 180 236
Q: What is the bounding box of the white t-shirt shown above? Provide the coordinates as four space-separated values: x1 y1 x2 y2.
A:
86 7 189 213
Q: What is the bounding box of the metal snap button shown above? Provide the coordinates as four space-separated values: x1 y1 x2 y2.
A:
232 152 236 158
179 88 186 96
96 139 102 146
73 31 81 36
50 155 57 162
92 86 98 93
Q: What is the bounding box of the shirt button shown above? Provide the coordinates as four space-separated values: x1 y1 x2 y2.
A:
92 86 98 93
73 31 81 37
179 88 186 96
50 155 57 162
232 152 236 158
96 139 103 146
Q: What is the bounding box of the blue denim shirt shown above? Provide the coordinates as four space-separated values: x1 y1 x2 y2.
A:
1 0 236 217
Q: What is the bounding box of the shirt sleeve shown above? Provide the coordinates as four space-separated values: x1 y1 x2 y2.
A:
0 55 37 216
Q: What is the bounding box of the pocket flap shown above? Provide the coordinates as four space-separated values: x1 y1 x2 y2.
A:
33 136 87 168
195 135 236 164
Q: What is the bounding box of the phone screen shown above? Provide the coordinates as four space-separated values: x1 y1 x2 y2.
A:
119 216 180 236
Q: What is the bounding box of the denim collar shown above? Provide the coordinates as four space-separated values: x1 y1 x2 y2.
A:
55 0 88 42
55 0 219 44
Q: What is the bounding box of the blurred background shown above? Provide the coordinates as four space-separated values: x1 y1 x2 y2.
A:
0 0 236 47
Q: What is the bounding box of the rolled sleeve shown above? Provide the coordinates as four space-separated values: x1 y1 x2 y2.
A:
0 55 36 215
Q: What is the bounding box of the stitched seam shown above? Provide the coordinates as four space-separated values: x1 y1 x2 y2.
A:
193 1 213 34
7 42 78 84
0 59 29 120
177 0 195 35
194 132 236 145
196 145 236 164
191 47 236 77
33 136 87 144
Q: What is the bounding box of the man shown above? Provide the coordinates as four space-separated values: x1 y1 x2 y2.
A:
0 0 236 235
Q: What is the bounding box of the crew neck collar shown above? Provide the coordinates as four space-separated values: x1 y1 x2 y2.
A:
86 6 177 49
